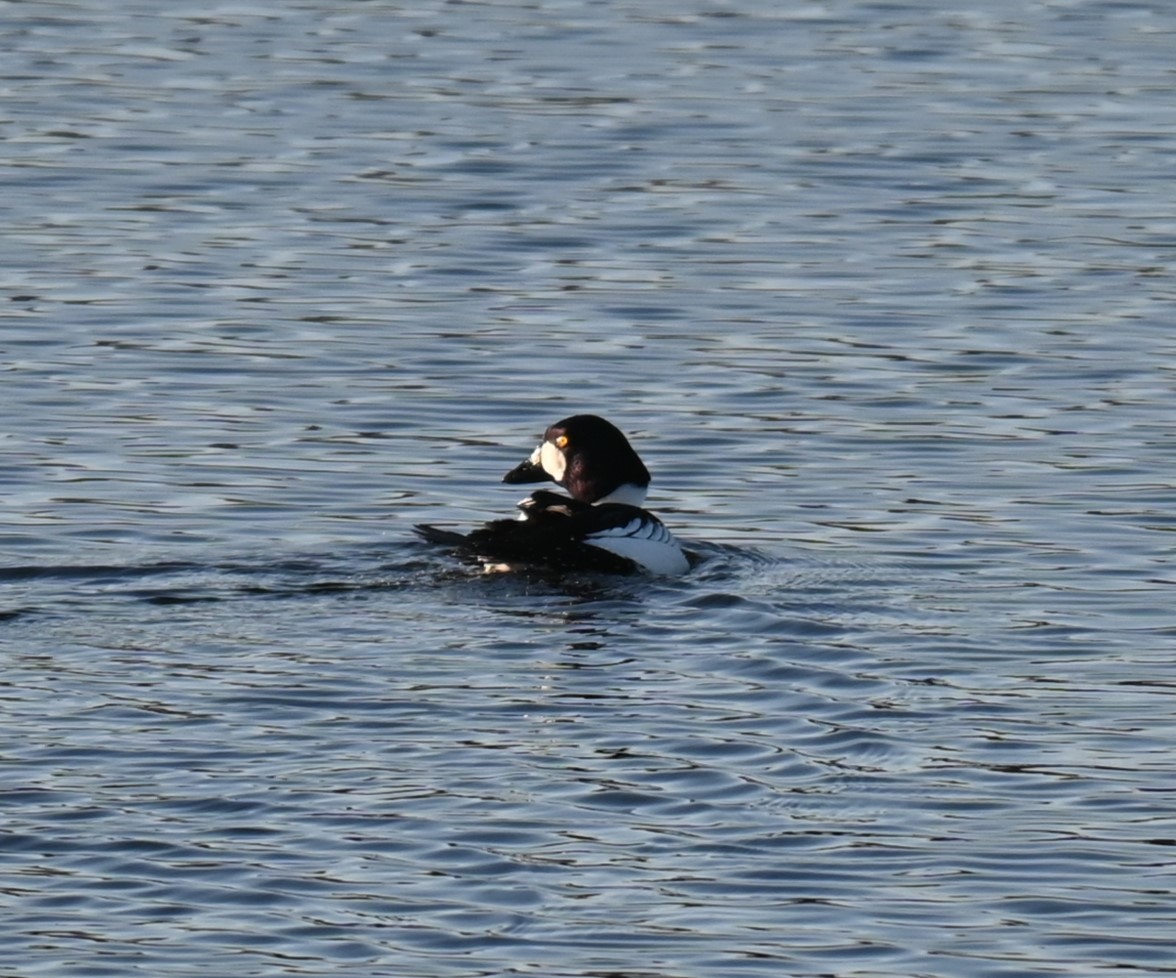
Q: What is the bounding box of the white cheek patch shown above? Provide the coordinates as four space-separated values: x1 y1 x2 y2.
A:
539 440 566 482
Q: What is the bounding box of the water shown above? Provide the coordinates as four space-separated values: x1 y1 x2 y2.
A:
3 1 1175 975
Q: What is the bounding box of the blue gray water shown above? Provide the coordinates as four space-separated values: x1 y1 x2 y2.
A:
3 1 1175 976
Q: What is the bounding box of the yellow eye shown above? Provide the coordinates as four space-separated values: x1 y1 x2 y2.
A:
555 434 569 449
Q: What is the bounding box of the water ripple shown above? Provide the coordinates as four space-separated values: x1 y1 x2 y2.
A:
5 0 1176 975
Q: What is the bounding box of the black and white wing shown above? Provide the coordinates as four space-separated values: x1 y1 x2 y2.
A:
415 498 689 576
578 505 690 576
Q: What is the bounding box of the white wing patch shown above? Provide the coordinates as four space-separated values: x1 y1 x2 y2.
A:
586 517 689 576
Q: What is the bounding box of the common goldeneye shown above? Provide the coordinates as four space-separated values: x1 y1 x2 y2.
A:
415 414 690 576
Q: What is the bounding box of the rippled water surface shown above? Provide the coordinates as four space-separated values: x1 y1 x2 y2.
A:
4 1 1175 976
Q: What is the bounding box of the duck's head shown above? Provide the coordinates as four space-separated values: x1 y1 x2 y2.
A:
503 414 651 506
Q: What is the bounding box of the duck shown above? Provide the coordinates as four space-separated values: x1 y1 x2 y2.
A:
415 414 690 576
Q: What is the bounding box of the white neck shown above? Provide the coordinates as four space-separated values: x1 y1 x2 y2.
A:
596 482 648 507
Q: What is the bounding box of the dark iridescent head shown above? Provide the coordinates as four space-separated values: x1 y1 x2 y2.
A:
502 414 651 506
